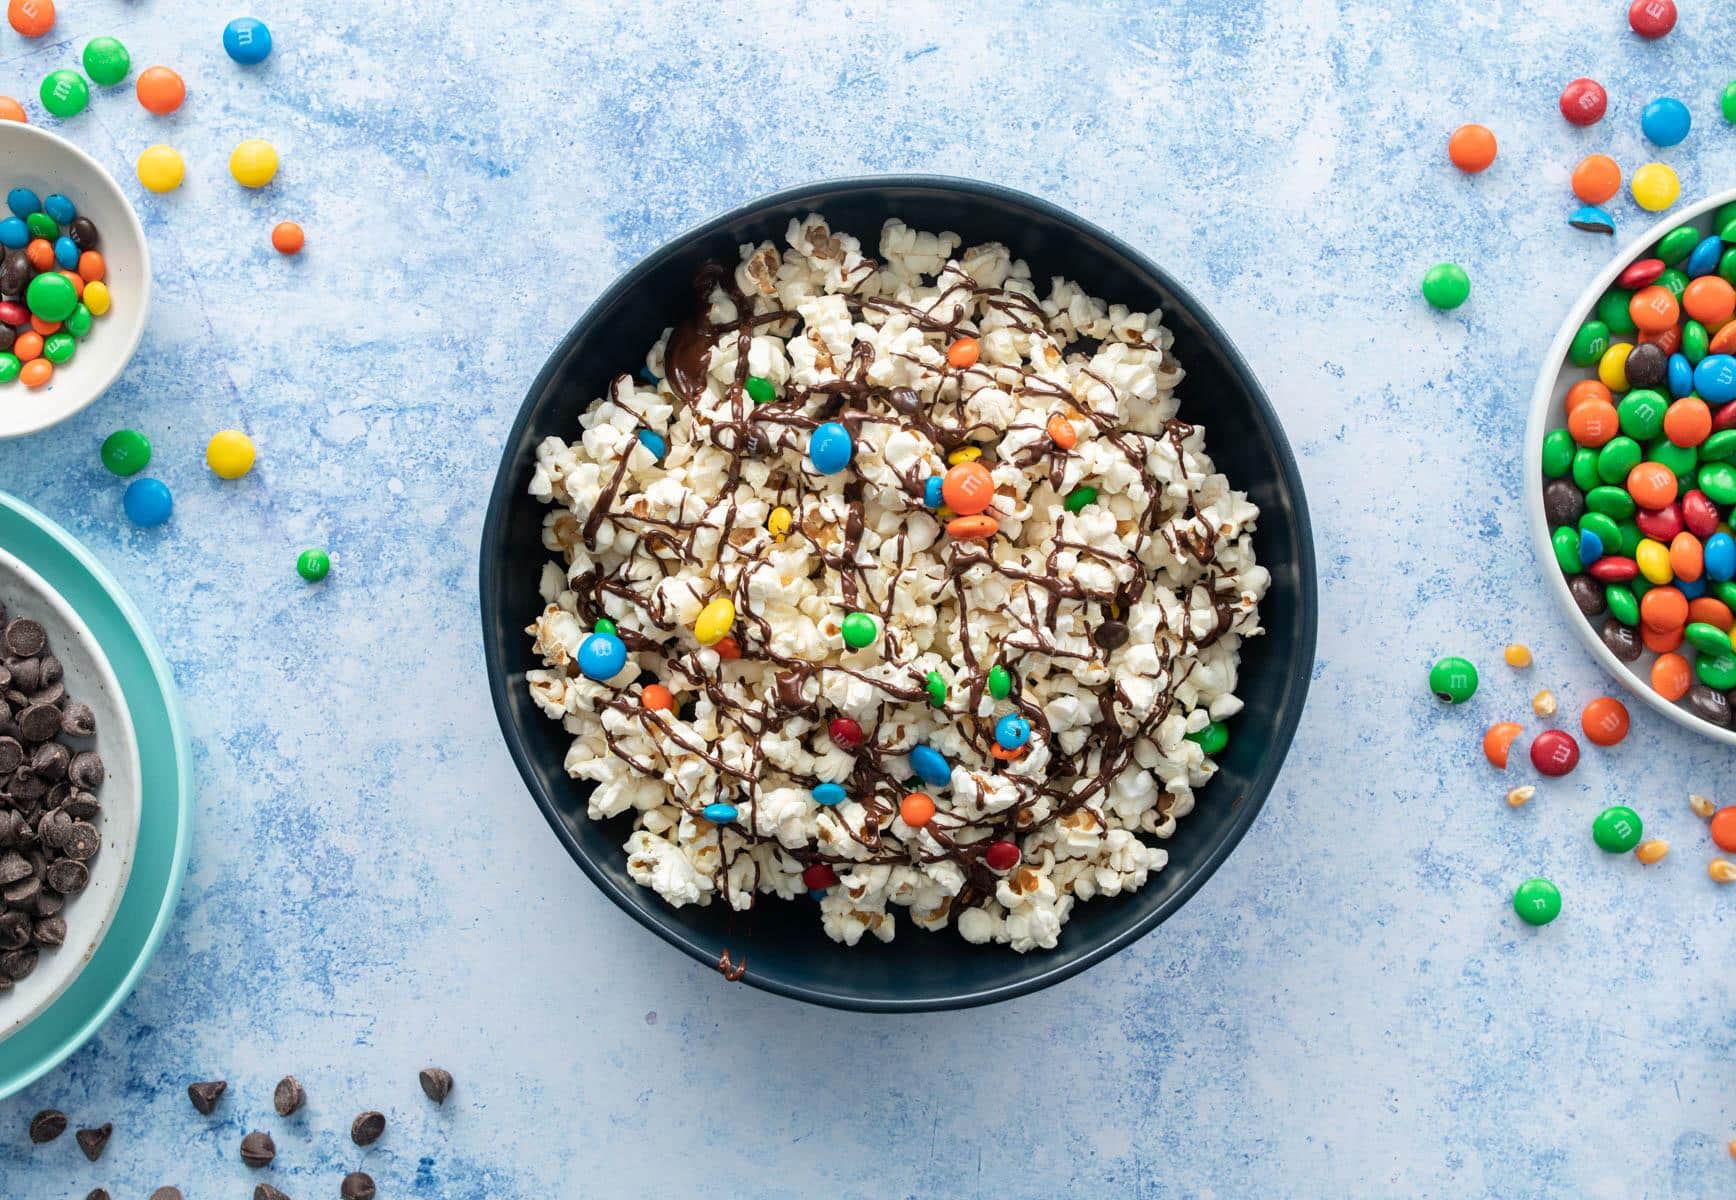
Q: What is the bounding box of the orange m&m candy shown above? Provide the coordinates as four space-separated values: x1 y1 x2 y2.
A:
12 331 41 362
1650 652 1691 700
1663 396 1711 447
1630 285 1680 333
1710 322 1736 356
1580 696 1630 746
1482 721 1522 768
1571 154 1621 204
712 636 741 661
946 514 999 541
271 221 304 255
945 337 979 369
1682 276 1736 326
28 316 57 337
1448 124 1498 173
18 358 50 387
899 792 936 828
1565 379 1612 414
1670 531 1704 581
0 96 25 122
940 462 994 515
7 0 53 38
1626 462 1678 510
135 66 185 115
24 239 52 272
1710 807 1736 853
1046 413 1078 450
640 684 674 712
1640 584 1688 632
1642 622 1684 654
76 251 103 282
1688 597 1734 630
1567 399 1619 447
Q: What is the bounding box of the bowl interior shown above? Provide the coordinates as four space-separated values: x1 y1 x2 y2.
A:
0 545 140 1039
0 122 150 440
1525 186 1736 746
482 179 1316 1010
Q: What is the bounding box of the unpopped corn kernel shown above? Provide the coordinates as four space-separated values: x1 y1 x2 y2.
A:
1504 643 1532 668
1506 785 1535 808
1531 689 1558 718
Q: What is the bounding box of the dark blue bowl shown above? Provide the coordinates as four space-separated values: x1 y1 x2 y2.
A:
480 177 1316 1012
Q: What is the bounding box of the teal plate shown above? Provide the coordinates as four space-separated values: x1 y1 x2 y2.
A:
0 491 190 1099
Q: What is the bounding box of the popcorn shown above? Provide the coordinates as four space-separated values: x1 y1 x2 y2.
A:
523 216 1266 952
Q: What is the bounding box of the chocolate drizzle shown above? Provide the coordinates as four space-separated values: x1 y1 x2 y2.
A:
533 242 1260 929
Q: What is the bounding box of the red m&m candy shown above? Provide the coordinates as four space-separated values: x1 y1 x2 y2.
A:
1628 0 1675 38
801 863 838 890
1559 78 1607 126
984 841 1021 871
828 717 864 750
1530 729 1581 777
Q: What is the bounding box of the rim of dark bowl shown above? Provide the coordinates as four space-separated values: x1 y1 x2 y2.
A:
480 174 1318 1012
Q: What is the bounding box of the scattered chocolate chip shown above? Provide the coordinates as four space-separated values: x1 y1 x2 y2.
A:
0 852 30 886
6 656 40 693
67 751 103 790
3 619 45 658
58 701 94 738
273 1075 306 1116
418 1066 453 1105
28 1108 66 1142
240 1129 276 1167
45 858 88 894
36 655 60 686
341 1172 376 1200
1093 620 1129 651
350 1110 385 1146
29 741 68 780
187 1079 228 1115
149 1189 183 1200
30 679 64 707
3 872 40 906
254 1186 290 1200
62 821 99 861
17 704 60 744
74 1122 111 1162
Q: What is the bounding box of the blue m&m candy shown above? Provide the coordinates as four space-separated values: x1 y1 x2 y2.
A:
994 713 1031 750
223 17 273 64
636 428 667 462
53 237 78 270
577 631 627 682
1668 353 1694 398
1568 206 1615 235
908 744 951 787
42 194 74 224
6 189 38 218
1705 532 1736 582
702 802 739 824
122 478 173 527
1677 575 1706 600
812 783 846 806
1578 529 1604 566
923 475 944 507
807 422 853 474
1640 97 1691 147
0 218 26 249
1695 355 1736 405
1686 235 1724 279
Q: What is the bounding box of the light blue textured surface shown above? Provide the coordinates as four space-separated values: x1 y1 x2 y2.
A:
0 1 1734 1196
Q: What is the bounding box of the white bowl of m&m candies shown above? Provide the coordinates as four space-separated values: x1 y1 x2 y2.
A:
0 121 149 440
1527 186 1736 745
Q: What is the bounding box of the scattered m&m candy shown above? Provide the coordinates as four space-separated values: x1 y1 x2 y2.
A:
807 421 853 474
941 461 994 515
908 744 951 787
1709 807 1736 853
296 548 330 582
1529 729 1580 777
1592 805 1643 853
229 139 279 188
840 611 878 649
39 70 88 119
1559 77 1607 126
7 0 53 38
693 596 735 646
984 841 1020 871
1640 97 1690 147
701 802 738 825
1630 163 1679 212
122 478 172 527
1446 123 1496 173
1570 154 1621 205
994 713 1030 750
270 220 305 255
811 783 846 807
100 429 150 476
1627 0 1675 38
801 863 837 891
136 66 185 114
223 17 273 65
136 145 186 193
577 630 627 682
82 37 131 88
827 717 863 751
1580 696 1629 746
0 97 24 123
206 429 256 479
1428 656 1478 703
1421 263 1469 310
898 791 935 828
1513 877 1561 926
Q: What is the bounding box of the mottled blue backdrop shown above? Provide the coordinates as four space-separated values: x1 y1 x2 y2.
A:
0 1 1732 1196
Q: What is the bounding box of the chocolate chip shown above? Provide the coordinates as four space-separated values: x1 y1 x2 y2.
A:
68 751 103 789
240 1129 276 1167
30 679 64 708
3 619 45 658
419 1066 453 1104
341 1172 376 1200
1683 683 1732 727
6 656 39 693
59 701 94 737
30 740 68 780
1567 574 1606 617
62 790 99 819
1599 620 1643 662
254 1186 291 1200
74 1122 111 1162
0 851 30 884
1 948 36 980
149 1189 183 1200
33 915 64 946
86 1190 111 1200
0 737 19 773
187 1079 227 1115
28 1108 66 1142
1625 341 1666 388
1094 620 1129 651
34 887 62 916
1542 478 1584 528
17 704 60 744
38 807 71 850
37 654 60 686
0 911 29 949
44 858 87 894
3 872 41 907
62 821 99 861
8 766 46 801
273 1075 306 1116
350 1110 385 1145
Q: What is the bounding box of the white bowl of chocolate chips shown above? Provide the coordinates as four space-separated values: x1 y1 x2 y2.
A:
0 545 139 1040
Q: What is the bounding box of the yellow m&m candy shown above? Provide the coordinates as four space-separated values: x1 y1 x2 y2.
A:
1631 162 1679 212
694 597 735 646
136 144 184 193
206 429 256 479
229 139 278 188
81 280 110 316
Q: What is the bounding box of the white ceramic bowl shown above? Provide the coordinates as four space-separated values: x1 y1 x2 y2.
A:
1525 186 1736 746
0 546 140 1040
0 122 150 440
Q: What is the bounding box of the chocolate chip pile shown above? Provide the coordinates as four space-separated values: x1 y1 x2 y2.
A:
0 610 103 987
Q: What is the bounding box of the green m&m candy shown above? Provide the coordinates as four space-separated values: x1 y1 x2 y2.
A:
1702 430 1736 462
101 429 151 475
82 37 132 88
1552 526 1583 573
1686 622 1734 656
296 548 331 583
1696 651 1736 691
1186 721 1228 755
25 212 56 241
1541 429 1574 478
1594 436 1641 485
1428 655 1478 704
41 332 74 364
1513 878 1562 926
840 611 878 649
1596 288 1636 336
1064 485 1097 513
1421 262 1470 310
26 272 78 322
592 617 617 635
1592 805 1643 853
1606 584 1640 627
1656 268 1688 302
1578 512 1621 551
1571 447 1599 492
1616 390 1666 439
1569 320 1609 368
0 354 19 384
1723 80 1736 125
1655 225 1699 264
924 670 946 708
1682 320 1709 365
39 70 89 119
1584 485 1635 518
744 375 775 404
64 304 92 338
986 663 1011 700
